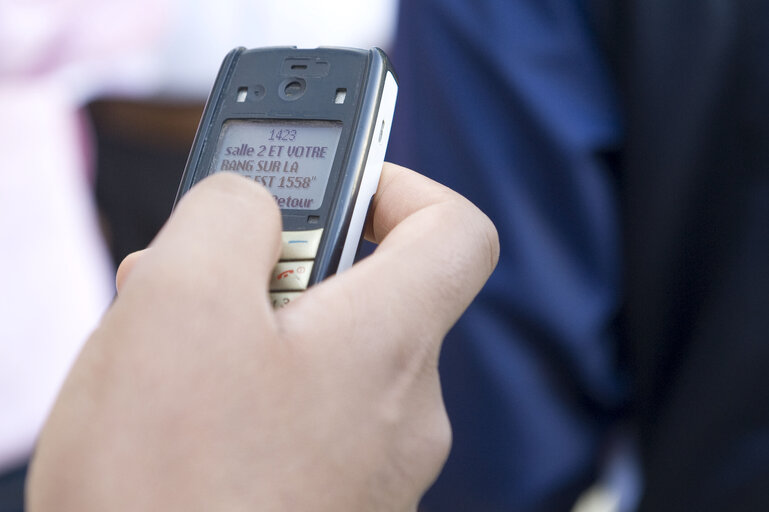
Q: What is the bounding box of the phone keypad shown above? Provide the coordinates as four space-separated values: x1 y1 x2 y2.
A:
269 228 323 307
270 291 302 309
270 260 313 291
280 228 323 260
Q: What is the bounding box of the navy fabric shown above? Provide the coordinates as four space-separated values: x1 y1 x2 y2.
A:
602 3 769 510
0 464 26 512
388 1 626 510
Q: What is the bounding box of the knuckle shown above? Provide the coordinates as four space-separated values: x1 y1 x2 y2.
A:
478 209 500 275
425 408 453 466
453 198 500 279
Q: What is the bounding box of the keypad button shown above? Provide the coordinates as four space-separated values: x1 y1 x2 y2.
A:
281 229 323 260
270 291 302 309
270 260 313 291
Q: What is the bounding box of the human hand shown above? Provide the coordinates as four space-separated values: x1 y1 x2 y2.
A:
27 163 499 512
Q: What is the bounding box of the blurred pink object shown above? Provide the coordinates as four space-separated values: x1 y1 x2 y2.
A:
0 0 170 471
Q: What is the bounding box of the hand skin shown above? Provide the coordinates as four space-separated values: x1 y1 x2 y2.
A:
26 163 499 512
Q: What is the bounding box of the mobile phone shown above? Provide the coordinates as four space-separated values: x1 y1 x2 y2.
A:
175 47 397 308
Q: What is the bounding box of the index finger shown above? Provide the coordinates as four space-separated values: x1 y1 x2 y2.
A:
281 163 499 352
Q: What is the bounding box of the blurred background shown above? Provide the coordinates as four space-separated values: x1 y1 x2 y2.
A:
3 1 768 512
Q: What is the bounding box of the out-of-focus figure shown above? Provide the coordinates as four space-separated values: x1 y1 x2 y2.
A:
388 1 769 511
0 0 170 481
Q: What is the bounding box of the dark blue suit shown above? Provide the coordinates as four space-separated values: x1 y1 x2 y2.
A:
389 1 626 510
389 1 769 510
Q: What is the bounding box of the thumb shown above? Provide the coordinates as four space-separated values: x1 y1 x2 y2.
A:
116 172 283 310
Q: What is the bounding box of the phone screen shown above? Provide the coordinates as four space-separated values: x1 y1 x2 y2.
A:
210 119 343 210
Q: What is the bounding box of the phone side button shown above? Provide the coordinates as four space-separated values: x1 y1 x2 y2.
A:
270 260 314 291
270 291 302 309
281 228 324 260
